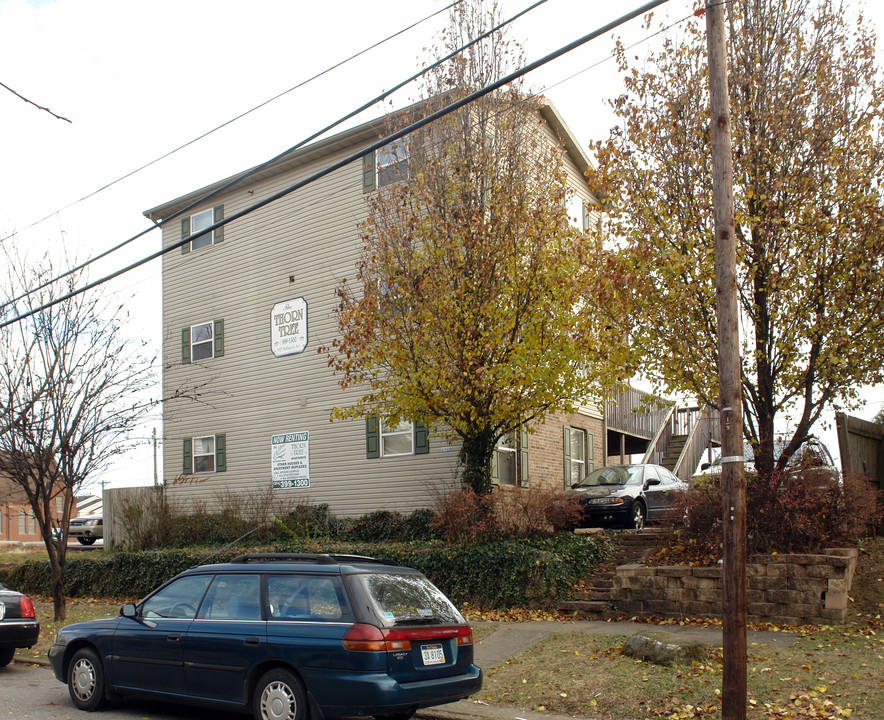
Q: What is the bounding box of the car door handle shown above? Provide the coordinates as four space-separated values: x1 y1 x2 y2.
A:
167 633 182 642
245 636 261 646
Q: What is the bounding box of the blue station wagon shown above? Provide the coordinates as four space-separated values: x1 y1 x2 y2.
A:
48 553 482 720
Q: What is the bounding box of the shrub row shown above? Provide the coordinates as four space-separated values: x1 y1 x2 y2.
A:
2 533 608 609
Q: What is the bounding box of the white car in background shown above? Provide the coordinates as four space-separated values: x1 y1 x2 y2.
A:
68 515 103 545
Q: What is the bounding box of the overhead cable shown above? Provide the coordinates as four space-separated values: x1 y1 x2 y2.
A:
3 0 547 313
0 0 461 246
0 0 670 331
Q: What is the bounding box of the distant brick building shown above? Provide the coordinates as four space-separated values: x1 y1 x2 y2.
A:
0 470 72 543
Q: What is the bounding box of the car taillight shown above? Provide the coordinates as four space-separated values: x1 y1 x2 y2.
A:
343 624 387 651
343 624 473 652
19 595 35 619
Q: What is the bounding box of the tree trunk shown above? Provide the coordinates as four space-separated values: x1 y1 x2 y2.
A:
458 428 496 495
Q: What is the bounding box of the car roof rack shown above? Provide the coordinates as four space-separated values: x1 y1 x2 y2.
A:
228 553 400 566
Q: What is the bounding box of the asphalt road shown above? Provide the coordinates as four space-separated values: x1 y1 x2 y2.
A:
0 663 243 720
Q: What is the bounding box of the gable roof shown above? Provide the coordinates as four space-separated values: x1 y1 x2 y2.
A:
143 96 595 222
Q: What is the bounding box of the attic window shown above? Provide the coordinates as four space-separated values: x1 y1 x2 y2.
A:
377 139 410 187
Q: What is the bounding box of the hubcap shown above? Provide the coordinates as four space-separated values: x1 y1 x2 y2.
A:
261 680 296 720
71 658 96 701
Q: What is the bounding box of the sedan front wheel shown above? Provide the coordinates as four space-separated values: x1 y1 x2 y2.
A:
630 502 646 530
68 647 107 711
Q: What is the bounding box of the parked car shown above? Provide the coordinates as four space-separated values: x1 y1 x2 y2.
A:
0 583 40 667
566 464 688 530
697 436 839 487
67 515 103 545
49 553 482 719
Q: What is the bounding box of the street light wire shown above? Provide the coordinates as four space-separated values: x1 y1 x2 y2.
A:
0 1 461 246
2 0 548 314
0 0 669 331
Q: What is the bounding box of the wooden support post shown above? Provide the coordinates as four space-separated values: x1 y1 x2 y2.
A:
705 3 747 719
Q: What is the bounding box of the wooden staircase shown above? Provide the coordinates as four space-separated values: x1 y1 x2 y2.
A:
557 529 667 618
660 435 688 472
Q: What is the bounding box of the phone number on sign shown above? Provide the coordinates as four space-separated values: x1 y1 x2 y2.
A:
273 478 310 489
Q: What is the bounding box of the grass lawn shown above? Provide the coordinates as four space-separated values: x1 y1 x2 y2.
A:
479 625 882 719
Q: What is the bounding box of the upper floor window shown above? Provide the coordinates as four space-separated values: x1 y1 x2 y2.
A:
566 196 591 232
377 139 410 187
182 320 224 363
181 204 224 254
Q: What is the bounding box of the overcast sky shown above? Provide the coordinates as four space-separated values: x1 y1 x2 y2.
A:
0 0 881 491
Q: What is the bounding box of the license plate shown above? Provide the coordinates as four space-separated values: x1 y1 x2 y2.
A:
421 643 445 665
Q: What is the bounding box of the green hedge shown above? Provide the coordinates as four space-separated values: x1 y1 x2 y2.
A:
2 534 607 609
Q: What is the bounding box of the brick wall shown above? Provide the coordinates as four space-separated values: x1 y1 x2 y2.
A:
613 548 858 625
528 412 605 492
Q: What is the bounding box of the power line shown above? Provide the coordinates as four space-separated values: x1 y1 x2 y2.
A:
0 0 670 331
2 0 547 315
0 1 461 247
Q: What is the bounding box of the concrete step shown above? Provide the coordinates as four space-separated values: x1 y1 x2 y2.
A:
558 600 609 614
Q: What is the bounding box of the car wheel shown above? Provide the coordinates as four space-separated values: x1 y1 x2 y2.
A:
68 647 107 711
77 537 97 546
0 648 15 667
254 668 306 720
629 502 646 530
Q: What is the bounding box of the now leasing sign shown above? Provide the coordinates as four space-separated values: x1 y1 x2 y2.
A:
271 432 309 489
271 297 308 357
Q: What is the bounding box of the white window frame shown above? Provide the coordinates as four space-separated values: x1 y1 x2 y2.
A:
377 139 410 187
495 432 518 487
189 208 215 251
568 427 587 485
193 435 216 473
380 419 414 457
191 322 215 361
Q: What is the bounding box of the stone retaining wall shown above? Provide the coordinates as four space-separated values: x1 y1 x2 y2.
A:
613 548 858 625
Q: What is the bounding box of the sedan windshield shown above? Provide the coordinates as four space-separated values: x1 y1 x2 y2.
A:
574 466 643 488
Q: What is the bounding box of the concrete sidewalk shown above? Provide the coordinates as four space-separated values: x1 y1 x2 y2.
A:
417 619 801 720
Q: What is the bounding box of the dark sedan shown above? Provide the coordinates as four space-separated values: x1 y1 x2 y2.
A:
0 583 40 666
568 464 687 530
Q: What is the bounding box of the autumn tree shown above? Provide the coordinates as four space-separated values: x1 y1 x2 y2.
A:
589 0 884 477
0 250 155 620
326 0 601 494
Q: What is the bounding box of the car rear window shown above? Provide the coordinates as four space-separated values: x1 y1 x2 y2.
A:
358 572 464 627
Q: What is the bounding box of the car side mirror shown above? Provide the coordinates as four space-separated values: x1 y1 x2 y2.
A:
120 603 137 618
646 478 661 487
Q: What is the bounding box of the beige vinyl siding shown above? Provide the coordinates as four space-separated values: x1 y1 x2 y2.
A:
161 138 459 516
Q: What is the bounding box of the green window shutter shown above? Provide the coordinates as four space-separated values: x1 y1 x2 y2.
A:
582 201 591 232
362 151 377 193
181 327 191 364
215 434 227 472
181 217 191 255
366 416 380 459
587 432 595 472
183 438 193 473
414 422 429 455
213 204 224 243
490 449 500 485
519 427 530 487
563 426 572 488
213 319 224 357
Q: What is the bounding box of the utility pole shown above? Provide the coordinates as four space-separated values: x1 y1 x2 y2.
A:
705 2 747 719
